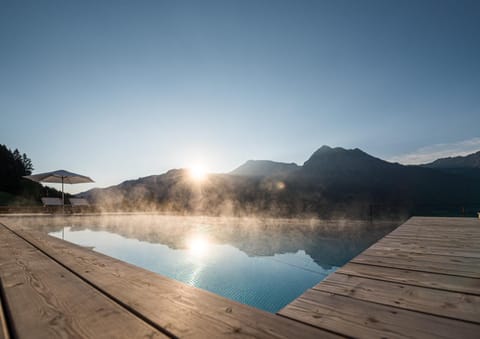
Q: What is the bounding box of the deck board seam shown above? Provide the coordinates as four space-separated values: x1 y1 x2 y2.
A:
275 312 352 338
0 223 179 339
368 248 480 259
333 270 480 296
349 260 480 279
310 282 480 325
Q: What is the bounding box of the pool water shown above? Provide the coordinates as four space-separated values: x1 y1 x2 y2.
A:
5 214 398 312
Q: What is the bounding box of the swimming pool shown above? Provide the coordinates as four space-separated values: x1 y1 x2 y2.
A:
3 214 398 312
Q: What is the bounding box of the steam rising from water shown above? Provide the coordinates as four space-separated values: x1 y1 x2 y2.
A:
81 169 412 220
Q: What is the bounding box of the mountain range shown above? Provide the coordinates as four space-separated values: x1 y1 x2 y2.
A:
82 146 480 218
424 150 480 169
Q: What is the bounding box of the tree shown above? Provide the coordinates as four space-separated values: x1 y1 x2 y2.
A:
13 148 24 176
0 144 63 205
0 145 34 192
13 149 21 162
22 153 33 175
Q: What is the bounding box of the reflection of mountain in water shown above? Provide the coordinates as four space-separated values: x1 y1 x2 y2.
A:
2 215 399 269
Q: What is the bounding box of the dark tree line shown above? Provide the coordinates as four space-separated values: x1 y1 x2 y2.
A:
0 144 61 205
0 144 34 193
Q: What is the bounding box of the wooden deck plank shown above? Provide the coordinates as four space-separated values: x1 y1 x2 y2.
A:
0 225 166 339
375 237 480 251
352 254 480 278
368 243 480 258
337 263 480 295
387 230 480 240
392 222 480 229
279 289 480 339
7 225 338 339
387 231 480 240
400 217 480 228
378 229 480 243
386 234 480 244
312 273 480 323
395 222 480 230
358 248 480 272
386 233 480 243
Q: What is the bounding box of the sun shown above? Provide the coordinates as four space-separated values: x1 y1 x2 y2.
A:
189 165 208 181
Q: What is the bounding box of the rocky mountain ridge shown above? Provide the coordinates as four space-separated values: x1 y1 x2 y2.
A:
80 146 480 218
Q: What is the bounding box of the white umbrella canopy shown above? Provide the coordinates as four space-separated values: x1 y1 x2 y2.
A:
24 169 94 206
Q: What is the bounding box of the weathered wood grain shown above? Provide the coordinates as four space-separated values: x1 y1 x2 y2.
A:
279 289 480 339
385 235 480 246
403 217 480 228
388 228 480 238
313 273 480 323
375 237 480 251
352 254 480 278
397 223 480 230
337 263 480 295
359 248 480 272
368 243 480 258
0 225 166 339
281 216 480 338
7 225 337 339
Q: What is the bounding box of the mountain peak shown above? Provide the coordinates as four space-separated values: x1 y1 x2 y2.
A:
303 146 390 172
311 145 366 156
315 145 333 153
230 160 299 177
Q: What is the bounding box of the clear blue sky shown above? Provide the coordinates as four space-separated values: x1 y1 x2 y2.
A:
1 0 479 193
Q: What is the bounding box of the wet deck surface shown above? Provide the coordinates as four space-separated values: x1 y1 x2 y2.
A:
0 217 479 338
278 217 480 338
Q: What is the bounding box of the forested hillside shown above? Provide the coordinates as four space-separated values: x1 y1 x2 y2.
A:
0 144 61 205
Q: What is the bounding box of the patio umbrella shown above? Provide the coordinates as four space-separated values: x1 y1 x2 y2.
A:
24 169 95 207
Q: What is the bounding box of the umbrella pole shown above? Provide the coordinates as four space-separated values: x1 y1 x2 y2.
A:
62 177 65 214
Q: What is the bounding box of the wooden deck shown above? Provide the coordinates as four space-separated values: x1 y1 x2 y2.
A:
279 217 480 338
0 217 479 338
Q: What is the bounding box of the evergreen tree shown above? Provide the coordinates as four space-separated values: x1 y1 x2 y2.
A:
0 145 19 192
0 145 34 193
22 153 33 175
12 148 25 176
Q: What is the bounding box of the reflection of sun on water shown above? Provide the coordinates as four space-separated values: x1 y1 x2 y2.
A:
185 235 211 285
187 235 210 257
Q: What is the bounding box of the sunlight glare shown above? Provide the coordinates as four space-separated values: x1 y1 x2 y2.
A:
187 235 210 257
189 165 208 181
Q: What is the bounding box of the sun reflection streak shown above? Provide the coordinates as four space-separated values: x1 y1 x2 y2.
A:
184 234 211 285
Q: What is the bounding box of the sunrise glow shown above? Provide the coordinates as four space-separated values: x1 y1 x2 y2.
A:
189 165 208 181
